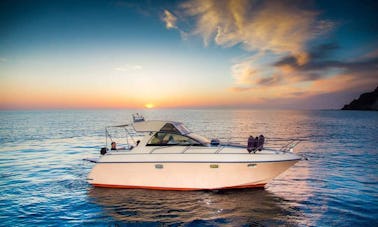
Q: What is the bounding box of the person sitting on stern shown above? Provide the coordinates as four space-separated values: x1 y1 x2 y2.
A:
111 141 117 150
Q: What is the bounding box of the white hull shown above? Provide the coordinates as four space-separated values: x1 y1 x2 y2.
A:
87 151 300 190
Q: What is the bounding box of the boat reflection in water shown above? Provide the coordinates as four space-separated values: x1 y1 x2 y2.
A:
88 187 304 226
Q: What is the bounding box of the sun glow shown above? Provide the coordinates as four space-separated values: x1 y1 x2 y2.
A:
145 103 155 109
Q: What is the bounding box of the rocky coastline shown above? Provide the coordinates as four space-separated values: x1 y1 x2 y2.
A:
341 86 378 111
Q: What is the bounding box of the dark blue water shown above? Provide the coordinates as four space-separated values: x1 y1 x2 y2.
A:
0 109 377 226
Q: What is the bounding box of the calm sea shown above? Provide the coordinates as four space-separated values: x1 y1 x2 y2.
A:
0 109 377 226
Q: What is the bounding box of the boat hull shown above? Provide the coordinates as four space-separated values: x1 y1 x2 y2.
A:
87 160 298 190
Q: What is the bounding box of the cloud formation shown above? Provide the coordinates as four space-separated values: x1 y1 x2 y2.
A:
162 0 376 107
163 0 335 91
180 0 331 62
162 10 177 29
274 43 378 82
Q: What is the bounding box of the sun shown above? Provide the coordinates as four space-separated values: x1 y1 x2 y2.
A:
144 103 155 109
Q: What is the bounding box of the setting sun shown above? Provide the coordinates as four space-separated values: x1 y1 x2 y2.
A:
145 103 155 109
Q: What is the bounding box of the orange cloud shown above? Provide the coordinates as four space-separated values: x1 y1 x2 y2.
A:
169 0 334 92
180 0 328 60
231 60 257 87
309 73 377 95
228 70 376 106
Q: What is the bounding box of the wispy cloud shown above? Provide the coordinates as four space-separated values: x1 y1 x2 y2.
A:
162 10 178 29
231 60 256 88
114 64 143 72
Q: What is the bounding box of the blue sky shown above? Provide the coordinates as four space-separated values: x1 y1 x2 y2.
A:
1 0 377 109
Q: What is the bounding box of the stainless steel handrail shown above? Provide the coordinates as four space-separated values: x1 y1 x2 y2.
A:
279 140 301 152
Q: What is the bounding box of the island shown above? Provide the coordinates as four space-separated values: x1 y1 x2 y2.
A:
341 86 378 111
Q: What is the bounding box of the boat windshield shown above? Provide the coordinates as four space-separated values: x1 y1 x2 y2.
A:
159 122 191 135
146 132 202 146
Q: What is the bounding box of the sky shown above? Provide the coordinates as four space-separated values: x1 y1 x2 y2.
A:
0 0 377 110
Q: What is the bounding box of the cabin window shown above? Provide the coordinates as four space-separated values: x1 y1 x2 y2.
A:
147 132 201 146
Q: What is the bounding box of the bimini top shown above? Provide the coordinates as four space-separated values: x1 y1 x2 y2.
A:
133 120 191 135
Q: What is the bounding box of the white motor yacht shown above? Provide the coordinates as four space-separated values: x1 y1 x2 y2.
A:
86 117 301 190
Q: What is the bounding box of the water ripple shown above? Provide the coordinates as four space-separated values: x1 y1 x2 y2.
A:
0 109 377 226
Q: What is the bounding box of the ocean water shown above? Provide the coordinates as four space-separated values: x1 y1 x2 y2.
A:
0 109 377 226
